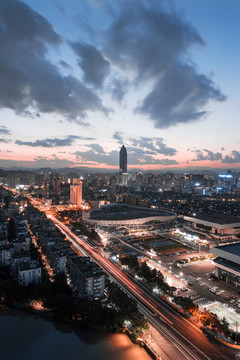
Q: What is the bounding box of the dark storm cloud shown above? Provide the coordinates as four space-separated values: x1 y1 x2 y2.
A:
0 0 107 120
222 151 240 163
0 126 11 135
71 42 110 88
15 135 90 147
191 149 223 162
102 1 225 128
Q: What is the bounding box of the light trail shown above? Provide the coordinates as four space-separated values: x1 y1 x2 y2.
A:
23 194 237 360
48 214 172 322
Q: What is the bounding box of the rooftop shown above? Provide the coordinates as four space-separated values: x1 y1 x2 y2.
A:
70 256 104 277
89 203 174 221
187 214 240 225
212 242 240 257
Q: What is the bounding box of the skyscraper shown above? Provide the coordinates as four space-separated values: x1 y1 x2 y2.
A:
119 145 127 173
70 182 82 207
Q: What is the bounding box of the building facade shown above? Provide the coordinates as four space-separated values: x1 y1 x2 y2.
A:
83 203 176 227
0 244 14 267
119 145 127 174
67 256 105 299
70 182 82 207
211 243 240 288
184 214 240 241
18 260 42 287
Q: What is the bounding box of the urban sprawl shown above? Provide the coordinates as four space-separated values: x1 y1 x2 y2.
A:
1 146 240 359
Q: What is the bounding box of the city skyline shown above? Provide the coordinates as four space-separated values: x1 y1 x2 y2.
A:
0 0 240 171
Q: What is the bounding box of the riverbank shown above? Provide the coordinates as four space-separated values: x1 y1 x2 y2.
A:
0 304 150 360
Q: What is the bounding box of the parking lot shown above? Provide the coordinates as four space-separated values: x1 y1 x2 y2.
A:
158 253 240 314
106 226 240 317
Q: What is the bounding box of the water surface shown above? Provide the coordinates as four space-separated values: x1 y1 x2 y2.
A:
0 310 148 360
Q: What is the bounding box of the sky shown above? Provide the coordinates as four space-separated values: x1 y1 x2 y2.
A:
0 0 240 171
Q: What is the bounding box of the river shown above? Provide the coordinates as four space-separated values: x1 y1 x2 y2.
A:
0 309 148 360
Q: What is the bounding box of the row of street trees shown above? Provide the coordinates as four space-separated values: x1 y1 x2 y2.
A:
120 255 170 293
120 255 233 338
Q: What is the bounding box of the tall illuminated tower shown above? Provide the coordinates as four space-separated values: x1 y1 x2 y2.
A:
119 145 127 173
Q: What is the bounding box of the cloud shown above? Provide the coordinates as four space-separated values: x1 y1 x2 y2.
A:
222 151 240 163
102 1 225 128
156 159 179 166
52 0 65 13
15 135 87 147
74 149 118 166
59 60 72 70
87 143 105 154
111 78 129 102
113 131 124 144
190 148 240 164
191 149 223 162
0 157 76 169
136 65 225 128
73 137 177 167
0 126 11 135
0 138 10 143
0 0 107 120
129 137 177 156
113 134 177 156
71 41 110 87
34 156 76 168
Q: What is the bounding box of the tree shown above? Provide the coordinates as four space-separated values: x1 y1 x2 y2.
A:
120 255 139 272
106 280 148 335
220 316 230 335
173 296 196 312
138 262 151 281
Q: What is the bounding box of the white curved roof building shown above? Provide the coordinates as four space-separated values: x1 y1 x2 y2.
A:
83 203 176 227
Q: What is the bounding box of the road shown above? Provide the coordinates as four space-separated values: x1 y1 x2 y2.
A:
46 213 239 360
25 195 239 359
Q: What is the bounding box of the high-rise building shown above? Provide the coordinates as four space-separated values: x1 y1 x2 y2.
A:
35 173 45 187
119 145 127 173
109 176 116 198
72 178 82 185
43 178 50 198
70 182 82 207
54 177 61 198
